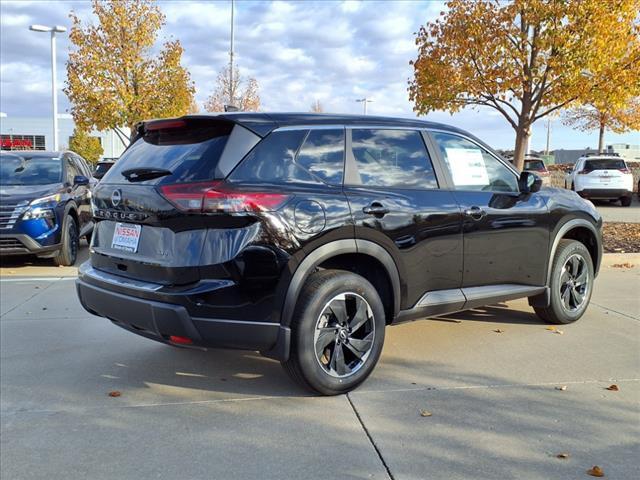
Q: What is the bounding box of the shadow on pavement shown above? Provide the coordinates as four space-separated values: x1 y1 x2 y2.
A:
436 303 544 325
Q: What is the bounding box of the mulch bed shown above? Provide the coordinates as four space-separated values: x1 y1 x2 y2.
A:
603 222 640 253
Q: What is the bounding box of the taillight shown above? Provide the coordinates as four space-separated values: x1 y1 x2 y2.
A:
159 181 290 213
619 168 631 174
169 335 193 345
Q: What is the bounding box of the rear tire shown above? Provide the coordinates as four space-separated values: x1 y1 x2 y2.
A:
53 215 79 267
534 239 593 325
282 270 386 395
621 196 632 207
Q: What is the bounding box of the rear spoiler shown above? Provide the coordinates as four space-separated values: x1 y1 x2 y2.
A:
130 113 277 147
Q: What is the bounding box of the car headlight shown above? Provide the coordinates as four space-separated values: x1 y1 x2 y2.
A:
23 207 56 220
30 193 61 206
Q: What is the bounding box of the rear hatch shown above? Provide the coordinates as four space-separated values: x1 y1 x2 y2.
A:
91 117 265 285
578 158 630 189
524 159 548 176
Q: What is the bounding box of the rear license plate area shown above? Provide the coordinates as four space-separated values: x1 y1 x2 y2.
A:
111 222 141 253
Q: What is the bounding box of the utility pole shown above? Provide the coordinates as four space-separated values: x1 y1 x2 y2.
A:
545 117 551 156
355 97 373 115
228 0 235 106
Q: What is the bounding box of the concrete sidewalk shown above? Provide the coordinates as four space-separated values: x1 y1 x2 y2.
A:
1 258 638 479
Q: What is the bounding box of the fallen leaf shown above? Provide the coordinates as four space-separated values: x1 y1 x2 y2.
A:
419 409 432 417
605 384 619 391
555 386 567 391
556 453 569 459
611 263 634 269
555 329 564 335
546 326 557 331
587 465 604 477
493 329 504 334
108 391 121 397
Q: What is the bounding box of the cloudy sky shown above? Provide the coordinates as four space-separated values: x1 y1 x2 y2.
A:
0 0 637 150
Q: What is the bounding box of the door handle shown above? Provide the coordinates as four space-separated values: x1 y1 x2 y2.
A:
464 206 486 221
363 202 389 217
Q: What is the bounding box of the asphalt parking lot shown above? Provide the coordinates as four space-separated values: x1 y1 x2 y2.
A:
1 253 638 480
592 196 640 223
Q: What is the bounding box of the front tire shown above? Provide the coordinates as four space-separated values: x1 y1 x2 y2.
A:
534 239 594 324
621 196 632 207
53 215 79 267
282 270 386 395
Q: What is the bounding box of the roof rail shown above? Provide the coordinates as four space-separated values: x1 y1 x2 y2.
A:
585 152 620 157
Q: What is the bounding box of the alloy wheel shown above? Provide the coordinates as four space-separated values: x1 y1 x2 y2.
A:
313 292 375 378
559 253 589 312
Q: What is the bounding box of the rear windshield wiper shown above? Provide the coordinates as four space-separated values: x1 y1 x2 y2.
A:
121 167 172 182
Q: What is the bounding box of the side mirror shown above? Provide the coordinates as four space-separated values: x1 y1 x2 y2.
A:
73 175 89 186
519 171 542 194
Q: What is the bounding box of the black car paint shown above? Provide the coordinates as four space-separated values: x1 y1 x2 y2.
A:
76 113 602 360
0 151 95 257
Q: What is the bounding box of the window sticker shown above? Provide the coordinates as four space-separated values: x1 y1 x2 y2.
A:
444 147 489 186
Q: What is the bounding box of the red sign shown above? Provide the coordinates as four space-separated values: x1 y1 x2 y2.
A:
1 138 33 149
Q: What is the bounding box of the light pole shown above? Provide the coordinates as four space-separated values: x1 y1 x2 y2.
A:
29 24 66 151
356 97 373 115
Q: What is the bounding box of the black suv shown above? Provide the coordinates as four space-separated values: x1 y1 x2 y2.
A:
1 150 95 265
76 114 602 395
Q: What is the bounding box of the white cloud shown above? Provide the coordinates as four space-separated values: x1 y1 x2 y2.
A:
0 0 638 150
1 13 31 27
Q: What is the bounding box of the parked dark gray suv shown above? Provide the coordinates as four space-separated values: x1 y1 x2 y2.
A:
76 113 602 395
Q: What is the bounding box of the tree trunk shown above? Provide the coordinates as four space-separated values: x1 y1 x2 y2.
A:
513 127 531 171
598 123 605 153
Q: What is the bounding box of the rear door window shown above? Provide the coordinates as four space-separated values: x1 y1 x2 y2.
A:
350 129 438 189
102 119 233 185
584 159 626 170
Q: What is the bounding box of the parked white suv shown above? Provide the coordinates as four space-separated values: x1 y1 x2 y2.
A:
565 155 634 206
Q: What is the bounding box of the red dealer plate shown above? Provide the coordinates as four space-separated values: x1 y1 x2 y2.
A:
111 223 141 253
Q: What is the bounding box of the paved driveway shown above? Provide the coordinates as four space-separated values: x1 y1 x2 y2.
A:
1 257 639 479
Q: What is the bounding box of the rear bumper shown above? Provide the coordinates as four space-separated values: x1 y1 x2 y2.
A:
0 234 61 257
577 188 632 199
75 263 290 360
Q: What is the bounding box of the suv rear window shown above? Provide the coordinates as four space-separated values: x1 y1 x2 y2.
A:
584 159 626 170
102 119 233 185
296 129 344 185
229 129 345 186
524 160 546 171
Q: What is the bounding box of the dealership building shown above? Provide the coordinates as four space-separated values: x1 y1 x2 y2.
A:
0 114 128 160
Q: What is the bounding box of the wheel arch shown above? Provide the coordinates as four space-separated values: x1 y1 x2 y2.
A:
63 201 79 227
547 218 602 285
280 239 401 328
